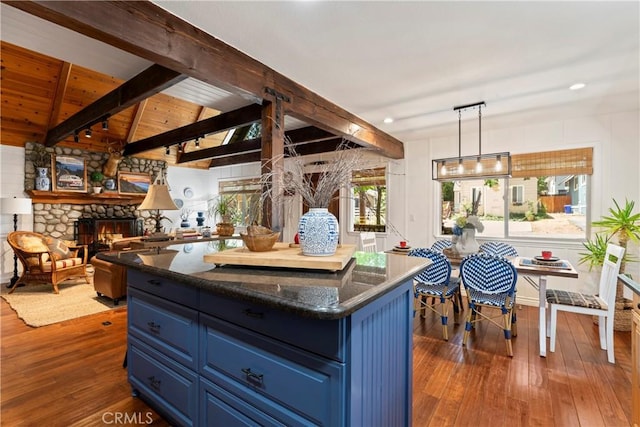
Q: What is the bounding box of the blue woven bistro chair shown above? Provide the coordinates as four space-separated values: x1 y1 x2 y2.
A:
408 248 462 341
479 241 518 257
459 253 519 356
430 239 453 253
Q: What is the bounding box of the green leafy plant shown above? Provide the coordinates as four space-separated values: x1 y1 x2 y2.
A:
589 198 640 303
208 194 238 224
579 233 613 271
90 170 104 184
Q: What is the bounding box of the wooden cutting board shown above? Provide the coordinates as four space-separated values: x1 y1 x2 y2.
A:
203 242 356 271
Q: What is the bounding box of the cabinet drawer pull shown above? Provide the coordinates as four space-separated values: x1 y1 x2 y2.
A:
147 279 161 286
241 368 264 387
147 375 162 390
243 309 264 319
147 321 161 333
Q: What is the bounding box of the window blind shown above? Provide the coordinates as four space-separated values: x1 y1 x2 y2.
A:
511 147 593 178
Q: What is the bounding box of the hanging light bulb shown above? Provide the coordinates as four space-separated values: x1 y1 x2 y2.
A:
85 128 92 138
440 161 447 176
73 131 79 143
102 119 109 130
458 158 464 174
195 137 200 148
476 156 483 173
496 154 503 172
165 146 170 155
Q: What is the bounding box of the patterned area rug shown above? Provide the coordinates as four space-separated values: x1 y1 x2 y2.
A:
0 280 126 327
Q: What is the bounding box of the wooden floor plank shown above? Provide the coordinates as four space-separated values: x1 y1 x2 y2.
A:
1 298 633 426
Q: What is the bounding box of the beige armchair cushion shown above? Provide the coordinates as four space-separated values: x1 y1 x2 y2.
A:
45 237 72 260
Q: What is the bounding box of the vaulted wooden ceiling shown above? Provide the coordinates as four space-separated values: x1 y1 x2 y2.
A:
1 1 406 170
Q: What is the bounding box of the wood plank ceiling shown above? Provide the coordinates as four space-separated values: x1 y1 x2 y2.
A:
1 1 405 171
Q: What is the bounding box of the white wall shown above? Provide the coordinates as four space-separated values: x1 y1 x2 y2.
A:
165 165 215 230
406 109 640 303
0 145 32 283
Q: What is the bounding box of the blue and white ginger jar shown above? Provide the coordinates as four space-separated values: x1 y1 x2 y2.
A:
298 208 339 256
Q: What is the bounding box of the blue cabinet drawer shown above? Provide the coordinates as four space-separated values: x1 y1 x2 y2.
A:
200 377 314 427
129 337 198 427
128 269 198 308
129 288 198 369
200 314 344 426
199 290 345 362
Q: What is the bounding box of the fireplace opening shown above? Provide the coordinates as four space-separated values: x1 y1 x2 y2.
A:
74 217 143 256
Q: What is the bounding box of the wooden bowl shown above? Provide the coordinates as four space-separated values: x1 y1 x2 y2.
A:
240 230 280 252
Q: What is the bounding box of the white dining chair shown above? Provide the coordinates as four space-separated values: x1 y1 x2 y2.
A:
546 243 625 364
359 232 377 252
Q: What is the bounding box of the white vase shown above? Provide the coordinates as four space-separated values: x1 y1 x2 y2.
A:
456 228 480 255
298 208 339 256
35 167 50 191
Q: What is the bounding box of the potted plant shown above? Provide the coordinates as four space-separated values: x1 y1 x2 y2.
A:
585 198 640 331
208 194 237 236
30 143 52 191
90 170 104 194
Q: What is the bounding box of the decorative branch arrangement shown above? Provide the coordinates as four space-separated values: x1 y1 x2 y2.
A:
260 138 369 210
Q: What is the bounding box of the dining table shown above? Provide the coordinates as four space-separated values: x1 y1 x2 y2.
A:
441 249 579 357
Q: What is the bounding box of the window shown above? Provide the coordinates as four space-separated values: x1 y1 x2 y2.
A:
217 178 262 226
440 148 592 240
351 167 386 233
511 185 524 205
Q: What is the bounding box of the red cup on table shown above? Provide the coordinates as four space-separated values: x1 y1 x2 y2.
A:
399 241 407 248
541 250 552 259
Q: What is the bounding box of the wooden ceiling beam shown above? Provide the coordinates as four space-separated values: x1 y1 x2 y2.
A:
123 103 262 157
209 152 262 168
43 63 186 146
178 126 340 164
7 1 405 159
285 126 336 144
178 138 262 164
46 61 72 135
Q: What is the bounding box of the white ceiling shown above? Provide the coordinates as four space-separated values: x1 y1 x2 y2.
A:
2 1 638 145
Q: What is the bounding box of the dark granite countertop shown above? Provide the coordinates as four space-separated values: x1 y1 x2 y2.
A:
619 274 640 296
96 239 431 320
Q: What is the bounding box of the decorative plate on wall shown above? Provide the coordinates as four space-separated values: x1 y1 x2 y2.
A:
173 198 184 208
183 187 194 199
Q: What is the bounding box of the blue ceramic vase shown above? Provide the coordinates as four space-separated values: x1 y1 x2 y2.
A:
298 208 339 256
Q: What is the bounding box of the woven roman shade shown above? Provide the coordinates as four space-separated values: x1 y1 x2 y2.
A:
511 147 593 178
352 167 386 186
219 178 261 194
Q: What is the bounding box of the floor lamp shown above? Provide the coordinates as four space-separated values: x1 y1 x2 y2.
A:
1 197 33 287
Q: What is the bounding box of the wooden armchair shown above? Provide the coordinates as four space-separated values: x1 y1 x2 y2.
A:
6 231 90 294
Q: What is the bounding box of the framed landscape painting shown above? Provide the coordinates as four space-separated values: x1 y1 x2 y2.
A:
53 155 87 192
118 172 151 195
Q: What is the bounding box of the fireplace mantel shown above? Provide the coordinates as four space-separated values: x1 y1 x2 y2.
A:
27 190 145 206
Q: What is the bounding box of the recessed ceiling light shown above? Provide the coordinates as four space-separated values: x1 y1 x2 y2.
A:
569 82 586 91
383 117 394 124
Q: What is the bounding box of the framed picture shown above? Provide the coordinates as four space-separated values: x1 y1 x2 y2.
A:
118 172 151 195
52 155 87 192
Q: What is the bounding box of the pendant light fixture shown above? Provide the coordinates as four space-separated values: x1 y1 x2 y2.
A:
432 101 511 181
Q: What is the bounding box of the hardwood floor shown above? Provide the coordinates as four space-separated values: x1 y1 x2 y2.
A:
1 299 632 426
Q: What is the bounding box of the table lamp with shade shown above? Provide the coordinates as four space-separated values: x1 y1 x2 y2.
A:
137 170 179 239
1 197 33 287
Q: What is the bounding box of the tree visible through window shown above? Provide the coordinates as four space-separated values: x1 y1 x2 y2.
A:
351 167 386 233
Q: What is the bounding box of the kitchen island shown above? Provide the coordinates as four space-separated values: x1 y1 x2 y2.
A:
98 240 430 427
